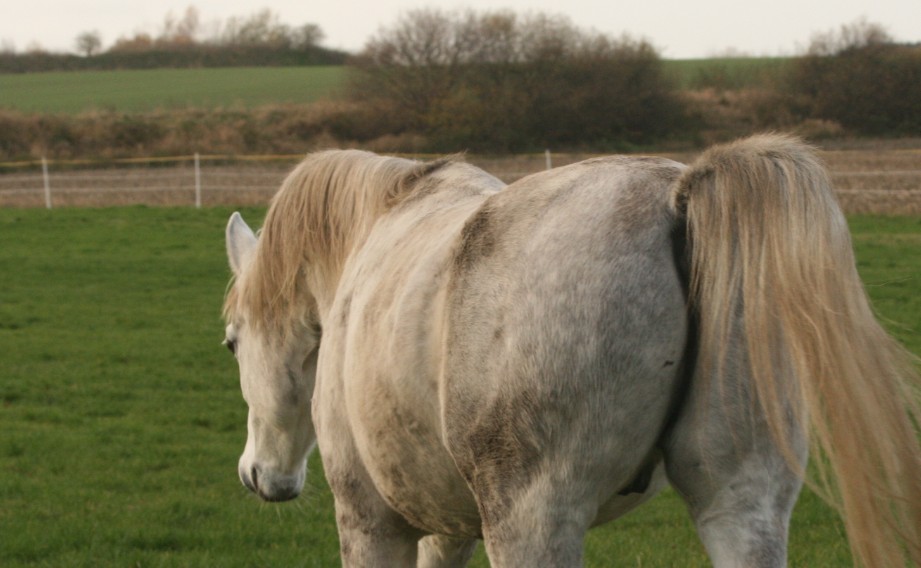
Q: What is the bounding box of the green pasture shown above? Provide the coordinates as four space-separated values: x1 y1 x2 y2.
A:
662 57 793 90
0 58 789 115
1 207 918 566
0 67 348 114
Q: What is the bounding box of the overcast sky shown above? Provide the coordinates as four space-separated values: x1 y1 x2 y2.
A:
2 0 919 59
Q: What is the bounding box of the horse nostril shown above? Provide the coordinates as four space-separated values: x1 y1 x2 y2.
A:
251 466 259 491
240 465 257 493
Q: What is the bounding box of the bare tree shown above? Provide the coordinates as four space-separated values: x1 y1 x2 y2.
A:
794 18 919 135
158 6 201 48
107 7 326 53
75 31 102 57
291 23 325 49
806 17 892 56
25 41 46 54
220 8 291 48
352 8 682 151
110 33 154 53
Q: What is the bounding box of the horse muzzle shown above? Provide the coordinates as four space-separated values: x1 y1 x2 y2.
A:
239 461 304 502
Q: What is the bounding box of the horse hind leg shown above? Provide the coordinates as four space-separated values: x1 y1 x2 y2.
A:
663 358 807 567
677 461 801 568
417 535 478 568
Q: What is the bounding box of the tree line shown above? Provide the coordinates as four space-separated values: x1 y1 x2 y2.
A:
0 7 347 72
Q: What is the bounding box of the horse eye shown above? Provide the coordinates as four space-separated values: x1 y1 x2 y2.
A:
223 338 237 355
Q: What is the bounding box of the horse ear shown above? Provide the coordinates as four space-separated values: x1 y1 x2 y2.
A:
226 212 257 276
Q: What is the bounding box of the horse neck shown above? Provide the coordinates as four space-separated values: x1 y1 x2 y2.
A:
304 210 385 320
306 257 348 321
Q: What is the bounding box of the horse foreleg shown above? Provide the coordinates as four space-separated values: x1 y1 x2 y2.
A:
328 469 422 567
417 535 478 568
333 499 420 566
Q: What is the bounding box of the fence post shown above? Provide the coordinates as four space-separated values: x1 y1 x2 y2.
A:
194 152 201 209
41 157 52 209
545 149 552 170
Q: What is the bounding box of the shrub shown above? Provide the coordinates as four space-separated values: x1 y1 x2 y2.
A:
792 21 921 135
0 111 36 159
349 9 688 152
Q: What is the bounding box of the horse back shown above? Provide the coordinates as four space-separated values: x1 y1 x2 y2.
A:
442 156 690 524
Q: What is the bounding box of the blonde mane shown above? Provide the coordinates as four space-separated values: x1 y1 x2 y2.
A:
224 150 450 331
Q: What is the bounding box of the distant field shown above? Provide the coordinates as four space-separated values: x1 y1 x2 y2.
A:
0 59 791 115
0 66 349 113
662 57 793 90
2 206 918 566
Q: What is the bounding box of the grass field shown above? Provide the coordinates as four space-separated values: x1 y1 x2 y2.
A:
0 59 788 115
661 57 792 90
1 207 918 566
0 67 349 114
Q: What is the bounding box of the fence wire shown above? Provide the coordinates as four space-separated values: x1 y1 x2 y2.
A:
1 153 920 214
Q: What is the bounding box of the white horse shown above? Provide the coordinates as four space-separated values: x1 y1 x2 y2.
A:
222 134 921 567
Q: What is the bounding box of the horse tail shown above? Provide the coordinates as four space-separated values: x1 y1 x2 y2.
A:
672 134 921 567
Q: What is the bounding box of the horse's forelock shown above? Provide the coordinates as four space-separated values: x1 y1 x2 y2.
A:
222 279 239 323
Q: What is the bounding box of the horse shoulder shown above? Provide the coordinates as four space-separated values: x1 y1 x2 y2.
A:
321 189 496 536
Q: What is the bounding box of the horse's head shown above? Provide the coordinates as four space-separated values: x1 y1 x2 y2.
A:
220 152 462 501
224 212 320 502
